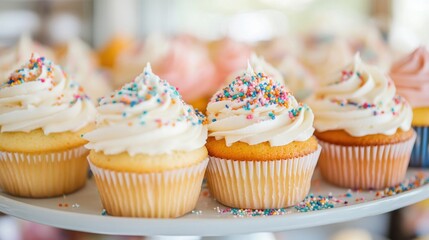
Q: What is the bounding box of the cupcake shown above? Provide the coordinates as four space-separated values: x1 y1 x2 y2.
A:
56 38 112 103
206 64 321 209
0 54 96 197
84 63 208 218
308 53 416 189
0 35 55 80
390 47 429 167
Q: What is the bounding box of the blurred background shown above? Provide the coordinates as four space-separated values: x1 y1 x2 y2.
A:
0 0 429 239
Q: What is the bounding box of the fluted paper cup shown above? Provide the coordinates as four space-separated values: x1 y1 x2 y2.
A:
89 158 208 218
318 133 416 190
0 146 88 198
206 146 321 209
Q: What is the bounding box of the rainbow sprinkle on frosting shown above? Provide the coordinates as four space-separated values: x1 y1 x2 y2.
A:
211 65 310 123
1 54 55 89
0 53 89 105
213 69 290 108
99 63 205 127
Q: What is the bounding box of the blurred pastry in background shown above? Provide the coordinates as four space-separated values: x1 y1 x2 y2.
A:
348 25 392 72
308 53 414 190
0 34 55 80
254 36 303 66
208 38 252 87
224 53 284 87
114 34 217 110
277 54 317 101
56 38 112 103
113 33 166 88
301 38 353 84
97 35 134 69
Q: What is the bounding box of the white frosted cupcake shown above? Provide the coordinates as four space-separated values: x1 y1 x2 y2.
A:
0 54 96 197
206 64 320 209
84 63 208 218
307 53 415 189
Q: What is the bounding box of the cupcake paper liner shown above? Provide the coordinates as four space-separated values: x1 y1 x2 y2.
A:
318 133 416 190
0 146 88 198
410 126 429 168
89 158 209 218
206 146 321 209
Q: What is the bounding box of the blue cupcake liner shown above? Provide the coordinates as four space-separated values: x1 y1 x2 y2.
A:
410 126 429 168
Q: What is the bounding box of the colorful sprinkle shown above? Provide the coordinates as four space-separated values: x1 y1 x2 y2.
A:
216 207 288 217
212 70 291 109
98 64 205 127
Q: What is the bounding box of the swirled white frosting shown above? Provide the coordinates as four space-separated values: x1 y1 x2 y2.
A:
307 53 412 136
84 63 208 156
208 64 314 147
0 54 96 134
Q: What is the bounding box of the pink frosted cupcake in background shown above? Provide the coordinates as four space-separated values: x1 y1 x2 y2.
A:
390 47 429 167
154 35 217 110
56 38 112 103
208 38 252 87
0 35 55 80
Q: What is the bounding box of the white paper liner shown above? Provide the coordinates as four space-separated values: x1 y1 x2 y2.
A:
89 158 209 218
0 146 89 197
206 146 321 209
318 133 416 190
